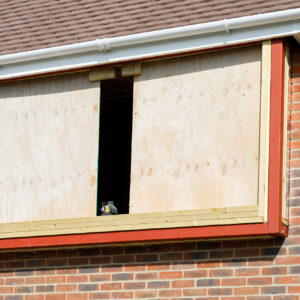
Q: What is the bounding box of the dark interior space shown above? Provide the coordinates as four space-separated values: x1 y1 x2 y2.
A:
97 78 133 215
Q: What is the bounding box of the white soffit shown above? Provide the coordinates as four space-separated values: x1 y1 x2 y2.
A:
0 8 299 80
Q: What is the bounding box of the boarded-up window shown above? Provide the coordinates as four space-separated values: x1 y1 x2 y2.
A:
0 72 99 223
130 46 265 214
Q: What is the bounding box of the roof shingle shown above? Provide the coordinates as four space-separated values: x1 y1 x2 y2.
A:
0 0 299 55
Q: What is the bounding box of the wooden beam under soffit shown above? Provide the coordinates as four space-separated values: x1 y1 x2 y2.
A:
89 63 142 81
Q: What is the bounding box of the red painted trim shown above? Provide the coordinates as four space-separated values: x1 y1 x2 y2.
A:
0 223 268 250
0 39 288 250
268 39 285 235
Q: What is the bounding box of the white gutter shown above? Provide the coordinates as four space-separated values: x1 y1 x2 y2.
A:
0 7 300 79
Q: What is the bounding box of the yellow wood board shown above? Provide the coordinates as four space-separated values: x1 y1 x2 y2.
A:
258 40 271 221
0 206 261 239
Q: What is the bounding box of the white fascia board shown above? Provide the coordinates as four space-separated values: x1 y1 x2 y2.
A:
0 11 299 80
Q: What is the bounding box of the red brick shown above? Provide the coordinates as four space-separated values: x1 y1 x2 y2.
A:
135 272 157 280
89 292 110 299
290 217 300 225
160 253 182 261
101 265 123 273
147 263 170 271
100 282 122 290
222 298 245 300
184 270 207 278
275 256 300 265
209 288 232 296
90 257 111 264
171 242 196 251
234 287 259 295
262 267 287 275
124 265 146 272
247 277 272 285
113 255 134 263
36 269 56 276
291 121 300 130
248 257 273 266
292 85 300 93
111 292 133 299
5 278 24 285
197 260 220 268
15 286 34 293
159 271 182 279
159 289 181 297
222 278 246 286
222 240 247 248
25 277 45 284
147 281 170 289
67 275 88 283
235 268 259 276
45 295 66 300
124 282 145 289
90 274 111 282
25 296 44 300
235 249 259 257
172 279 194 288
56 284 76 292
274 296 299 300
292 94 300 102
56 268 76 275
68 258 88 265
289 140 300 149
209 269 233 277
172 261 195 269
288 286 300 293
0 286 13 293
274 275 300 284
135 291 157 298
183 288 207 296
261 286 286 294
46 276 66 284
66 294 88 300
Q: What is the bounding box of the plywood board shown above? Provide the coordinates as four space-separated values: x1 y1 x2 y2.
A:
130 46 262 214
0 72 100 223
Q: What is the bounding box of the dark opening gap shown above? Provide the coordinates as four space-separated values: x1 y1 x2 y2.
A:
97 78 133 215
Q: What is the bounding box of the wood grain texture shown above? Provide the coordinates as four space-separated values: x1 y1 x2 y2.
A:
0 206 260 239
130 46 262 214
0 72 100 223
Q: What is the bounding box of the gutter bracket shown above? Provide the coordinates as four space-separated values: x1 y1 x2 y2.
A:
224 19 231 35
96 38 110 52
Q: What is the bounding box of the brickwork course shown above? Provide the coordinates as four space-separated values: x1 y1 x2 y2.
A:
0 42 299 296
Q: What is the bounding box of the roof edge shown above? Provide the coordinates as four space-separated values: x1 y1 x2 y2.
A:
0 7 300 80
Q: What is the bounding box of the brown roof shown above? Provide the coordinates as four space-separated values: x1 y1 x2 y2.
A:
0 0 299 55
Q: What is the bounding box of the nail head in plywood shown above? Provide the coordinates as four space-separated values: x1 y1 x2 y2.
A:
121 63 142 77
89 68 116 81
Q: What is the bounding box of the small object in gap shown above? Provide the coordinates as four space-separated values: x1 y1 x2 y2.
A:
101 201 118 215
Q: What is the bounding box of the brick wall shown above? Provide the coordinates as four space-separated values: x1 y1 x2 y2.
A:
0 43 300 300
